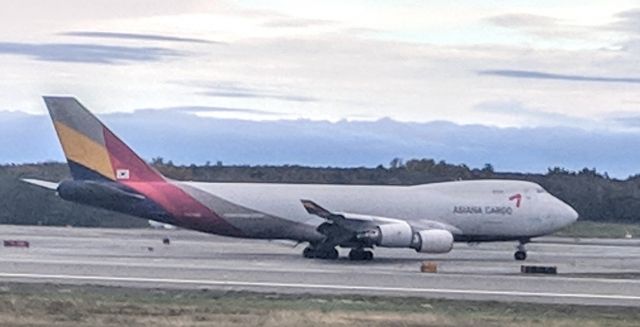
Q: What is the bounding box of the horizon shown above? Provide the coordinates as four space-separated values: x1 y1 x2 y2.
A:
2 157 616 178
2 106 638 178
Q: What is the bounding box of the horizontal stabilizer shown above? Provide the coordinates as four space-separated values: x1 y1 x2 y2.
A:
21 179 59 190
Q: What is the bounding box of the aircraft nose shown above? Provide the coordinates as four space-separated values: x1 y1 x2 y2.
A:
561 202 579 225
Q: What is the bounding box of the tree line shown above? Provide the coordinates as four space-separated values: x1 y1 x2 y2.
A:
1 158 639 228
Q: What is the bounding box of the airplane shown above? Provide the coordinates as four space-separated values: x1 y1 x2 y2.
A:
23 96 579 261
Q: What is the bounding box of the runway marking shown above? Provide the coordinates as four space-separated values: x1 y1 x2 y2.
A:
0 272 639 303
1 257 640 285
0 258 346 274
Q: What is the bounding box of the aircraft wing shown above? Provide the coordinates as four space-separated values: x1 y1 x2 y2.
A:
301 199 384 229
300 199 460 248
21 178 59 190
301 199 343 220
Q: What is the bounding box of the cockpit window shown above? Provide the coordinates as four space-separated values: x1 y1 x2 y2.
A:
536 188 546 193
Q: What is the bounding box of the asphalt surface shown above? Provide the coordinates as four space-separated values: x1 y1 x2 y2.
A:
0 225 639 307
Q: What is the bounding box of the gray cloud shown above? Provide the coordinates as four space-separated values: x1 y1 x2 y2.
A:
479 69 640 84
134 105 280 116
484 12 592 40
262 18 335 28
0 110 32 122
486 13 558 28
612 9 640 33
0 42 181 64
610 114 640 128
475 100 590 127
200 91 316 102
184 81 318 103
487 8 640 45
61 31 220 44
609 9 640 52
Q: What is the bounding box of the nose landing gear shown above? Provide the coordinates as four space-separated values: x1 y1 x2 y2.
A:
514 240 528 261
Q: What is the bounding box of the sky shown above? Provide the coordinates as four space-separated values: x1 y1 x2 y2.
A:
3 1 640 176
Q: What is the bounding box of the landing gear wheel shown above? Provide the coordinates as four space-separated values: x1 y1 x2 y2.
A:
303 246 339 260
348 249 374 261
514 240 528 261
348 249 361 260
363 251 373 260
303 246 315 258
318 248 339 260
514 250 527 261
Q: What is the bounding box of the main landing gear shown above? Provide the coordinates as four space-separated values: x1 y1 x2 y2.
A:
348 248 373 261
302 246 339 260
302 246 375 261
514 240 528 261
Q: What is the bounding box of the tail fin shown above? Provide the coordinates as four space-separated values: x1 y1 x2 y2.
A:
44 96 164 182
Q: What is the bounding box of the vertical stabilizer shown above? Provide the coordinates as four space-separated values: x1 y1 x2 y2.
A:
43 96 164 182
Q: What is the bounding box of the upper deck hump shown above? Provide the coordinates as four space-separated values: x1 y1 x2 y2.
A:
181 179 542 203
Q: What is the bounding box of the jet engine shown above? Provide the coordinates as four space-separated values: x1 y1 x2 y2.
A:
375 222 414 247
413 229 454 253
361 222 454 253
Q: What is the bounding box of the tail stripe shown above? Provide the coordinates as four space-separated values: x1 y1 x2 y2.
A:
103 128 164 182
53 121 115 180
46 97 106 146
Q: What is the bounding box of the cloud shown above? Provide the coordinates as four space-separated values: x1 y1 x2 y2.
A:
4 2 640 133
3 109 640 178
200 90 316 102
486 13 558 28
478 69 640 84
60 31 220 44
612 9 640 33
607 9 640 52
133 106 280 116
609 114 640 128
474 100 591 128
484 13 594 40
487 9 640 44
0 110 33 122
262 18 335 28
185 81 318 103
0 42 181 64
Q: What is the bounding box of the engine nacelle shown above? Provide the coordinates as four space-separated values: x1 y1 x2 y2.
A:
376 222 413 247
414 229 454 253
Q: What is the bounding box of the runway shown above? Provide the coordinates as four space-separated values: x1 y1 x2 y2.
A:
0 225 639 307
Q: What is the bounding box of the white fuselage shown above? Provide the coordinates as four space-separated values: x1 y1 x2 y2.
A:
183 179 578 242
